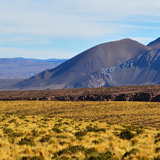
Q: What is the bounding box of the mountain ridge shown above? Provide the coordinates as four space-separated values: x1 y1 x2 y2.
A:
11 38 152 90
72 49 160 88
147 37 160 49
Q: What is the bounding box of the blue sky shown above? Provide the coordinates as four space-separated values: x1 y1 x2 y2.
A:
1 0 160 59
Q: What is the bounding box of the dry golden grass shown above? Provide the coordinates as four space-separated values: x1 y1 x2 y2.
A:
0 101 160 128
0 101 160 159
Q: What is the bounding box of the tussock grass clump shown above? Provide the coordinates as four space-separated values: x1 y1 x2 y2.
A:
85 151 116 160
52 127 62 134
122 148 139 159
155 133 160 143
19 115 26 119
39 135 50 143
119 129 135 140
19 137 35 146
3 127 23 138
56 145 85 156
31 129 39 137
75 130 87 139
86 125 106 133
54 146 117 160
21 156 44 160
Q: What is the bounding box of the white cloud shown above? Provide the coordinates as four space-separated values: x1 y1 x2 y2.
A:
0 0 160 58
0 0 160 37
0 36 51 45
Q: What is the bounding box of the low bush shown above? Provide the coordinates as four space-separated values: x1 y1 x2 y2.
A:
56 145 85 156
52 127 62 134
40 135 50 143
119 129 135 140
19 137 35 146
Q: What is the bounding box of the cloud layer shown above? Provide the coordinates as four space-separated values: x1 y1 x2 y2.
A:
1 0 160 37
0 0 160 58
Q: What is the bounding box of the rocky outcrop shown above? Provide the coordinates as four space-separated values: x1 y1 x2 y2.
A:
1 85 160 102
0 91 160 102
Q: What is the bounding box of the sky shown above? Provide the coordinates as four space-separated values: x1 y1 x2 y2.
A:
0 0 160 59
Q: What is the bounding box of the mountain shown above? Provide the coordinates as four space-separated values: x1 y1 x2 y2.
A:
0 58 67 79
147 37 160 49
73 49 160 88
72 38 160 88
11 38 151 90
13 57 67 63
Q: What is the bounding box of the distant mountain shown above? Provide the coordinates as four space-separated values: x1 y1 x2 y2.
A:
13 57 67 62
11 38 151 90
0 79 23 90
0 58 67 79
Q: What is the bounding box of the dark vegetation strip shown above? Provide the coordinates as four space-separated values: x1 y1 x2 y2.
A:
1 85 160 101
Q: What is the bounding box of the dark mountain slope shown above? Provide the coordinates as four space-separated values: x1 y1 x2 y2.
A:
75 49 160 88
147 37 160 49
12 39 151 90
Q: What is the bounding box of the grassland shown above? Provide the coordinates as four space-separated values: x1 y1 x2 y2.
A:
0 101 160 159
0 101 160 128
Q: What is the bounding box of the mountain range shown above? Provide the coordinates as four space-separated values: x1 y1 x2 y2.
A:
0 58 67 79
2 37 160 91
0 58 67 90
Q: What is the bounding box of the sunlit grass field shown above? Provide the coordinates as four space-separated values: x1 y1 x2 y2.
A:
0 101 160 159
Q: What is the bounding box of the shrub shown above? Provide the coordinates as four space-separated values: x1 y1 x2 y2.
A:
3 128 13 134
56 135 67 139
21 156 44 160
119 129 135 140
155 133 160 139
40 135 50 143
86 126 106 133
155 138 160 144
155 147 160 153
19 115 26 119
52 127 62 134
122 148 139 159
30 157 44 160
19 137 35 146
75 130 87 138
64 122 69 125
155 133 160 144
92 140 100 144
8 119 16 123
3 128 23 137
123 125 144 135
32 129 39 137
56 145 85 156
154 156 160 160
86 151 114 160
84 148 97 156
